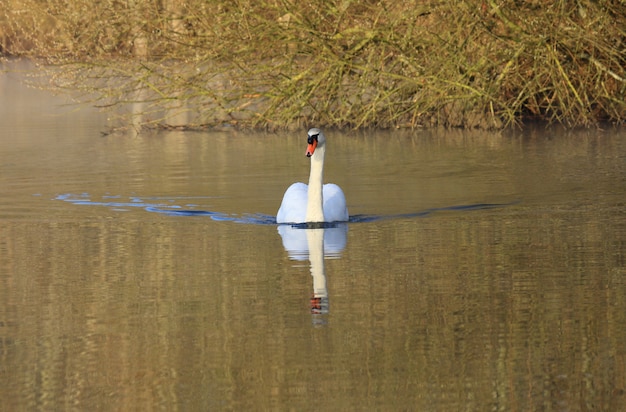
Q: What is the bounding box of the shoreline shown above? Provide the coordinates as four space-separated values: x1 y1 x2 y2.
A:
2 1 625 130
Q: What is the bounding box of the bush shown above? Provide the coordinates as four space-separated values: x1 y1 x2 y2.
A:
2 0 625 129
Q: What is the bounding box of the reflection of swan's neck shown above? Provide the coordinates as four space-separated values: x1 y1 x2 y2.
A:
306 229 327 298
306 144 325 223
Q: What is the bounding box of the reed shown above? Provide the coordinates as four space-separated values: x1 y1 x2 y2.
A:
2 0 625 129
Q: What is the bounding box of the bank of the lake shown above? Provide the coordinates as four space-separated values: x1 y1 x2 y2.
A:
2 0 625 130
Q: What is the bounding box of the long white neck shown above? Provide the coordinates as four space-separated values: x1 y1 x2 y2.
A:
306 143 325 222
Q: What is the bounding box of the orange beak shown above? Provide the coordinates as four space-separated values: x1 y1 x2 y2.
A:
306 139 318 157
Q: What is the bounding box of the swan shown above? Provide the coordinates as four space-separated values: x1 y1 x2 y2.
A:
277 128 349 224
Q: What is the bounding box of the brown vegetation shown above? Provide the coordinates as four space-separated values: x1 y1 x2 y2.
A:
2 0 625 129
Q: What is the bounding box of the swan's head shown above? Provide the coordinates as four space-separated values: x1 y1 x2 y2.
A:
306 128 325 157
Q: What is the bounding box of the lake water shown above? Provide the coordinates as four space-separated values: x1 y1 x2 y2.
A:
2 61 626 411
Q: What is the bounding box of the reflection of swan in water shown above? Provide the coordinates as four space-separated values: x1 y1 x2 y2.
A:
277 128 348 224
306 229 329 315
278 224 347 318
277 224 347 260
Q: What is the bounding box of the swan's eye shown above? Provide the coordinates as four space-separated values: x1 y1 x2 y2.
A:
307 134 319 144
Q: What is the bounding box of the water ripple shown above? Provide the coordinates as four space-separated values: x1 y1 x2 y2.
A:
55 193 277 224
55 193 517 225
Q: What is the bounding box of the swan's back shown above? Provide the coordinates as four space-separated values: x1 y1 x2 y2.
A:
276 182 348 224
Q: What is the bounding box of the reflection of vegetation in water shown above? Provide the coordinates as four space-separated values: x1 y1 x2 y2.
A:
2 0 625 129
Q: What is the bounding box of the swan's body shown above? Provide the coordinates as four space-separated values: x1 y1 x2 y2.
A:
277 182 347 223
277 128 348 224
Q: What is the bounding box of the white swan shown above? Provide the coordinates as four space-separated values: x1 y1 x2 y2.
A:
277 128 349 224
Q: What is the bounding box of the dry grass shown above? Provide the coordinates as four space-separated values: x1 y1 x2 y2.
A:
2 0 625 129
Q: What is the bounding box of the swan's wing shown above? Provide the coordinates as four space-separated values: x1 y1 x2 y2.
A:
323 183 349 222
276 182 308 223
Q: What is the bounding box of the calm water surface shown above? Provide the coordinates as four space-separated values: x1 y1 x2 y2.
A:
2 64 626 411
